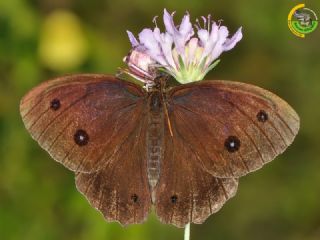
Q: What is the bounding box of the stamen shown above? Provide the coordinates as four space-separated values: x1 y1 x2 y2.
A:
208 14 211 32
195 18 202 29
218 19 224 27
201 16 207 29
153 16 158 28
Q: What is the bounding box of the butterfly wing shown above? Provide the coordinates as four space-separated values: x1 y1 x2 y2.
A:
154 80 299 227
166 80 300 178
20 74 152 224
154 121 238 227
20 74 147 173
75 112 151 225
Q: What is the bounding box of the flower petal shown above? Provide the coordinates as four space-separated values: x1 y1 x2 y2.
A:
126 30 139 47
179 12 193 37
209 22 219 44
163 10 194 58
210 26 229 60
138 28 160 52
159 33 177 69
187 37 199 65
153 27 161 42
163 9 177 35
223 27 243 51
198 22 218 62
197 29 209 46
138 28 167 65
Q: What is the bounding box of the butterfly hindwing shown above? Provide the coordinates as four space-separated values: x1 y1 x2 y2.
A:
20 74 146 173
154 121 238 227
167 80 300 178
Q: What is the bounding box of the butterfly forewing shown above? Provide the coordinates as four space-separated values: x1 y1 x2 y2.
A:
167 80 300 178
20 74 146 173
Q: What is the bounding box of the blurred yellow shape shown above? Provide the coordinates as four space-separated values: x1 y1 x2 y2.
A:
38 10 88 71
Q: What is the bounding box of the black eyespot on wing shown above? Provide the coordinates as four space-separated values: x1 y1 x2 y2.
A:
257 110 268 122
224 136 241 152
171 195 178 204
50 99 61 110
131 194 138 203
74 129 89 146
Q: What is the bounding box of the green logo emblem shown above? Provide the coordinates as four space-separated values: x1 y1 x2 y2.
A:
288 4 318 38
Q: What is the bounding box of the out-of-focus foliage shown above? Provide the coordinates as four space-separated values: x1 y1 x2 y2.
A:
0 0 319 239
38 10 88 71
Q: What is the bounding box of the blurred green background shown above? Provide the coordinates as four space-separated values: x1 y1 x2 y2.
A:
0 0 319 239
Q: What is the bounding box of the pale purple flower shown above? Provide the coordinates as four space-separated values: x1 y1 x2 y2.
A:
125 9 243 84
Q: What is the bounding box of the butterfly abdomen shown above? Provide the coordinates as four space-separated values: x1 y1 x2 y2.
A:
146 91 165 197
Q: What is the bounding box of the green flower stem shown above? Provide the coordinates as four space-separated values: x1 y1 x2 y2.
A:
184 223 190 240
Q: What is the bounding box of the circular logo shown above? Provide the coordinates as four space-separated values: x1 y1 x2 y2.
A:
288 4 318 38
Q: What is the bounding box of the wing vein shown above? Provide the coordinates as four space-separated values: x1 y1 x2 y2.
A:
238 127 265 165
209 84 299 123
218 86 298 134
226 102 279 154
34 93 91 140
216 178 228 201
28 108 50 131
47 120 73 152
174 105 235 177
90 104 144 172
275 112 296 136
176 102 278 158
61 145 76 166
82 171 99 196
238 152 250 172
21 86 77 119
173 109 224 172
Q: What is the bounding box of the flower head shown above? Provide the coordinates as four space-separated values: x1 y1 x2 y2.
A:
125 9 242 84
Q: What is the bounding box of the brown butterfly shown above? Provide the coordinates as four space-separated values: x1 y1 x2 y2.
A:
20 72 299 228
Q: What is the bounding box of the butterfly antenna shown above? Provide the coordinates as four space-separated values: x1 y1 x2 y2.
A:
164 104 174 137
160 77 174 137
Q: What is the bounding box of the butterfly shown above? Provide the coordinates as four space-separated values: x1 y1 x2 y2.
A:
20 72 299 228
